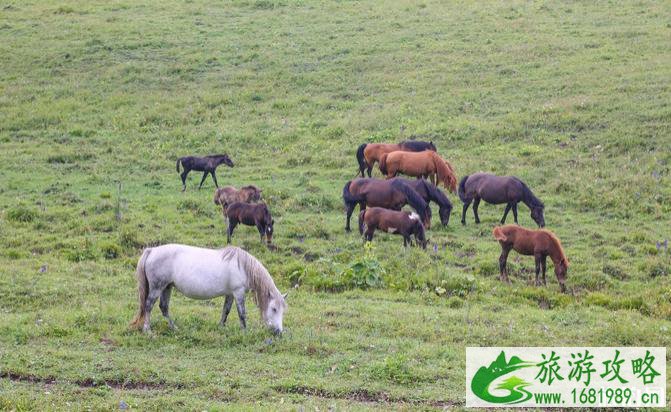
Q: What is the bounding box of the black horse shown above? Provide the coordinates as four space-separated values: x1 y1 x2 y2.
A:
342 178 431 231
458 172 545 227
394 178 453 225
176 154 234 191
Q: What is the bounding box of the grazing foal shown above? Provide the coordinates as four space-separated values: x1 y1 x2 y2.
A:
176 154 234 191
359 207 427 248
225 202 274 245
493 225 569 292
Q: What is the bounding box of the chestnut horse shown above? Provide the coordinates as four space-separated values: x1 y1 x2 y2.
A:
214 185 262 215
359 207 427 248
356 140 436 177
379 151 457 193
342 178 431 231
493 225 568 292
225 202 274 245
458 173 545 227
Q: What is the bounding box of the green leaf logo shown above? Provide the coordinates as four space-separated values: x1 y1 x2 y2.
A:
471 351 535 404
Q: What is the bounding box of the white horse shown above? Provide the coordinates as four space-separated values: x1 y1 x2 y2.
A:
129 244 287 334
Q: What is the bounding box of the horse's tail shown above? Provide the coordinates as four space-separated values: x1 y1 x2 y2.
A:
391 179 429 223
214 188 221 205
176 157 182 173
492 226 507 242
433 153 457 193
342 180 364 206
358 208 367 235
458 175 469 203
356 143 368 177
379 153 389 176
129 248 152 330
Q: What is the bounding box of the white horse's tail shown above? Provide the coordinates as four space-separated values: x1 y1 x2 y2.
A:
130 248 151 330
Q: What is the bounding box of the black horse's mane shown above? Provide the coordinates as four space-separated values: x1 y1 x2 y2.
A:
420 179 451 208
391 179 429 220
516 178 544 208
398 140 434 151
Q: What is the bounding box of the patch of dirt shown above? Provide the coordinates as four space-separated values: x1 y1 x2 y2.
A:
0 371 185 390
273 385 459 408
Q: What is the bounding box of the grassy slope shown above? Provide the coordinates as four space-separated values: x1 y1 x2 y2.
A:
1 0 670 409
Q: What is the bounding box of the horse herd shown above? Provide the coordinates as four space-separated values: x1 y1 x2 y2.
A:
130 142 568 335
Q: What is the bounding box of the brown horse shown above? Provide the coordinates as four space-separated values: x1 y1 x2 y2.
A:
379 151 457 192
342 178 431 231
493 225 568 292
359 207 427 248
225 202 274 245
176 154 234 191
458 172 545 227
356 140 436 177
214 185 262 215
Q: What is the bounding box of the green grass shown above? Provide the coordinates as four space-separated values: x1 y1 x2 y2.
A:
1 0 671 409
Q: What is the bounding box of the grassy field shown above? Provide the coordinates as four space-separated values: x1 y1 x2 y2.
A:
1 0 670 409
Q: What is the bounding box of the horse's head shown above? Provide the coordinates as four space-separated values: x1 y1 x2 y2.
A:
243 185 262 202
217 154 234 167
265 219 274 244
531 206 545 228
414 219 427 249
438 204 451 226
554 257 569 293
263 291 288 335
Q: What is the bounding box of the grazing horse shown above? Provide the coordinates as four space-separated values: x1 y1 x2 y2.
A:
493 225 568 292
342 178 431 232
176 154 234 191
379 151 457 192
359 207 427 248
214 185 262 215
225 202 274 245
458 173 545 227
129 244 287 334
356 140 436 177
395 178 453 226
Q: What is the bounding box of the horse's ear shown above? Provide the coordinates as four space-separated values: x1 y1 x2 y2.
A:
282 292 288 300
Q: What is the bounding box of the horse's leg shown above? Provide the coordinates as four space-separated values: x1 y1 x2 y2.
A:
366 164 373 178
198 171 209 189
143 288 162 333
256 221 265 243
227 219 238 244
365 227 374 242
180 169 189 191
220 295 234 327
461 200 471 225
234 291 247 329
534 253 542 286
512 203 519 224
541 255 547 286
345 202 355 232
159 285 176 330
211 170 219 188
501 203 512 224
473 198 481 224
499 246 511 283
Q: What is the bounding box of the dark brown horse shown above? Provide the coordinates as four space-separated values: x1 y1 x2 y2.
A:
394 178 453 225
458 173 545 227
356 140 436 177
379 151 457 193
176 154 234 191
493 225 568 292
342 178 431 232
225 202 274 245
359 207 427 248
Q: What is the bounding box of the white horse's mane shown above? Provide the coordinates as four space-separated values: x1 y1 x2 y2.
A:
221 246 284 313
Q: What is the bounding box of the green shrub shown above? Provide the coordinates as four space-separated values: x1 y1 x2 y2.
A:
369 354 414 384
100 241 122 259
7 206 37 222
